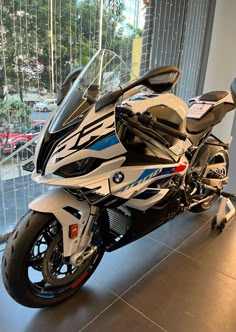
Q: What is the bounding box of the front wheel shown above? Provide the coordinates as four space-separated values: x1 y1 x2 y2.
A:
2 210 105 308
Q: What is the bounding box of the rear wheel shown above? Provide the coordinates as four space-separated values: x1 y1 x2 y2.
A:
2 210 105 308
190 150 229 213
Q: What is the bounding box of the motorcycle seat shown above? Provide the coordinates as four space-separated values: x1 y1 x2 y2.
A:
186 113 214 134
186 91 235 134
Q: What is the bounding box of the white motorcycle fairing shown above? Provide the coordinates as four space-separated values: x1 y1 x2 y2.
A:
29 188 91 257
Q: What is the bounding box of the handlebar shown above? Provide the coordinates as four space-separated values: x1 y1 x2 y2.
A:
116 107 187 142
139 113 187 141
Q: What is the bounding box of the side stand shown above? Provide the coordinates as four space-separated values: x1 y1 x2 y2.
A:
212 196 236 231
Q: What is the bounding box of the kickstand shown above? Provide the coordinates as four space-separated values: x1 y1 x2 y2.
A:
212 196 236 231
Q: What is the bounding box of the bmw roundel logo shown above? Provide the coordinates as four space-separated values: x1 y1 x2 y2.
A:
113 172 124 184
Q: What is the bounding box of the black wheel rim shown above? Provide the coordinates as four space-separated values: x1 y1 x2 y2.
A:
27 219 99 299
191 151 228 209
201 152 228 208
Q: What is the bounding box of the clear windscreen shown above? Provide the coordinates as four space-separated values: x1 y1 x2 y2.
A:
49 49 131 133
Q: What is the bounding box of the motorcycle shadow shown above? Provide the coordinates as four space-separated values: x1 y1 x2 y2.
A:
24 277 116 332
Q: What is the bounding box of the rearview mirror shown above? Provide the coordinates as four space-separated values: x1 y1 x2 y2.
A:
129 66 181 93
57 66 84 106
95 66 181 112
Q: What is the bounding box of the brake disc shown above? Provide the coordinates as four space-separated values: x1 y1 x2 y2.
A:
41 233 87 286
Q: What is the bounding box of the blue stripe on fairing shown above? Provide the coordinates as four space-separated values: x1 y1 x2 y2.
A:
159 167 175 175
116 168 160 193
136 169 158 181
116 166 177 193
134 189 160 200
87 134 119 151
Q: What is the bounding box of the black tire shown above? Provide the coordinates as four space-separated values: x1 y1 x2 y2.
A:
15 141 27 156
18 147 33 161
2 210 105 308
211 216 217 229
43 107 48 112
218 217 227 232
190 150 229 213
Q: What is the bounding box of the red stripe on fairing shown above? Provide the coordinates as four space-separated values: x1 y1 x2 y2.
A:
173 162 187 173
71 271 89 289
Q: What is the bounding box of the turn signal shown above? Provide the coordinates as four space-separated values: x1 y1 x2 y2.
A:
69 224 78 239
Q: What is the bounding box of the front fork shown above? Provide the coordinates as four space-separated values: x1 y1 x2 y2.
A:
70 205 100 266
29 188 100 263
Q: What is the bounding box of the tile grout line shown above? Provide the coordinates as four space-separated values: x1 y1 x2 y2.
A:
148 219 236 282
76 215 215 331
120 250 175 298
81 277 169 332
120 298 169 332
174 216 213 251
173 248 236 281
118 216 214 299
93 277 120 297
77 297 120 332
79 249 175 331
172 213 236 277
146 236 175 251
148 214 213 252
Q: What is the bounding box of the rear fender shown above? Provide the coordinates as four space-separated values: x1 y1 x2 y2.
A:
29 188 90 257
193 143 227 168
192 144 229 184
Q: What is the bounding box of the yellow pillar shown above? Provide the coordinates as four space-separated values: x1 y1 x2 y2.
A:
131 37 142 80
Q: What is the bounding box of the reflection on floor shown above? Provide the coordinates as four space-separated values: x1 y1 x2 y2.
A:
1 203 236 332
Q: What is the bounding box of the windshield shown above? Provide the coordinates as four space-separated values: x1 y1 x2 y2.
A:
49 49 131 133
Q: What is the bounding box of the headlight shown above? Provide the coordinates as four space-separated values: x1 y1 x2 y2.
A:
55 157 98 177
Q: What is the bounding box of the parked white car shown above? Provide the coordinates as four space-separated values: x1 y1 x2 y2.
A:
33 99 57 112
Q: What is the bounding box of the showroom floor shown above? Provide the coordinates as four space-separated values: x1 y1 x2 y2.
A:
1 202 236 332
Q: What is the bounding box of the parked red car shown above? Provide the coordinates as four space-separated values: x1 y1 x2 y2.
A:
0 120 46 155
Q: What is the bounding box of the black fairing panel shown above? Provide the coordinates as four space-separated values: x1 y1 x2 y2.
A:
105 193 182 252
187 128 210 145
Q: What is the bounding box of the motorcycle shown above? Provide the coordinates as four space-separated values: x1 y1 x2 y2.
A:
2 49 236 308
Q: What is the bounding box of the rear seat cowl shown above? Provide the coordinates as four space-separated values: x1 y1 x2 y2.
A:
199 91 228 102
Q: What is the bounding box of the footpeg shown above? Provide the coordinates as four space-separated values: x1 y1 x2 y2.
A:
219 191 236 199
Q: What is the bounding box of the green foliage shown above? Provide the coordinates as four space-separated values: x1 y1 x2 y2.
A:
2 0 80 90
2 0 142 93
0 100 32 126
